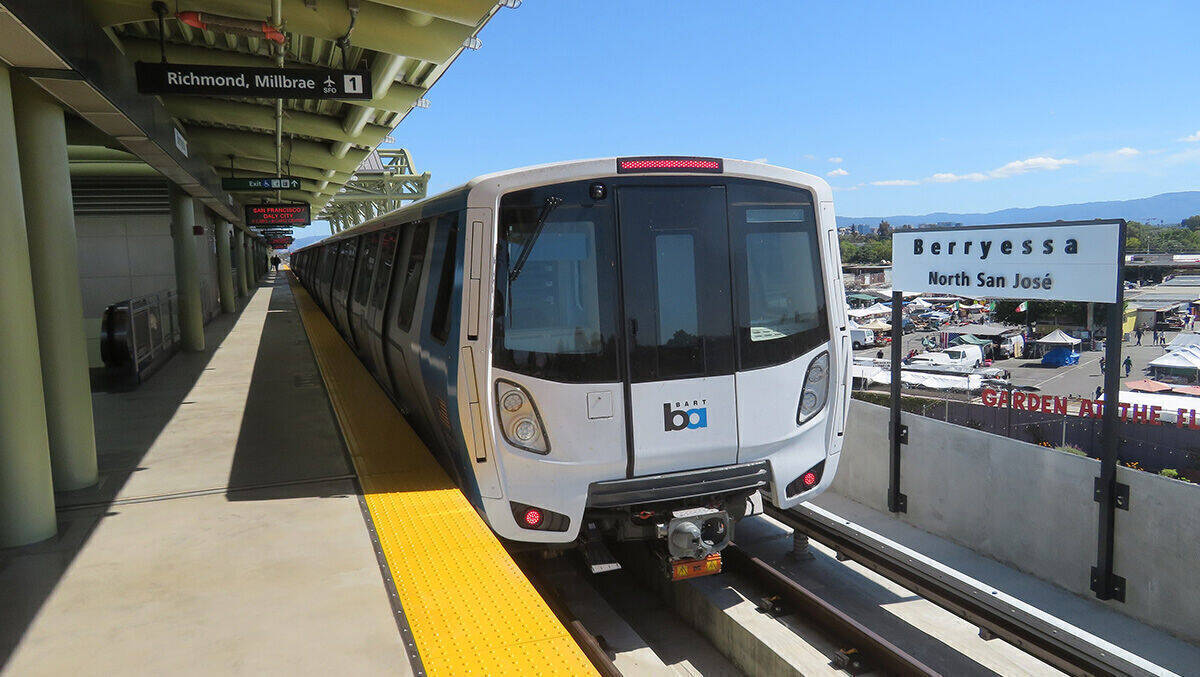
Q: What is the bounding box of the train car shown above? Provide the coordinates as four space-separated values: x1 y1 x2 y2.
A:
292 157 850 566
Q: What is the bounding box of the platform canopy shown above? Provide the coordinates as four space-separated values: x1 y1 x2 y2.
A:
0 0 505 229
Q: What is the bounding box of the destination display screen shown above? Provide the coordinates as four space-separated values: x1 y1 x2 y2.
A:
245 203 311 228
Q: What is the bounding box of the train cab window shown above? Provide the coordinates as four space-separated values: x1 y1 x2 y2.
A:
430 215 460 344
369 228 400 313
395 221 430 332
493 181 620 383
352 232 380 307
729 181 829 369
653 232 703 377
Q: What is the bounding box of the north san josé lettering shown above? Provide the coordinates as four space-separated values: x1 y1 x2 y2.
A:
928 271 1053 289
980 387 1200 428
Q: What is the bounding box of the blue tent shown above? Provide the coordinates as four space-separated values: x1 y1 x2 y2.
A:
1041 346 1080 367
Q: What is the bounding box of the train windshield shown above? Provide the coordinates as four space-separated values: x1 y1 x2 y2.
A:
493 177 829 383
493 181 622 382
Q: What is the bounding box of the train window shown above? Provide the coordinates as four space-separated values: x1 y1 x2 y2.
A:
369 227 400 312
334 238 359 296
493 181 620 383
653 232 704 377
430 215 460 344
728 181 828 370
352 232 380 307
395 221 430 332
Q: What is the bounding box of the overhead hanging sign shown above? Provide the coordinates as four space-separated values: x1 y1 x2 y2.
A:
223 176 302 191
266 236 294 248
891 220 1123 303
135 62 372 100
245 203 310 228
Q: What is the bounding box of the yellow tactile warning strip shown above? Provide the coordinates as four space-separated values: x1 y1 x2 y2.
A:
289 274 595 676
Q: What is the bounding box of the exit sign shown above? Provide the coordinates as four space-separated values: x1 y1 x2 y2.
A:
223 176 301 191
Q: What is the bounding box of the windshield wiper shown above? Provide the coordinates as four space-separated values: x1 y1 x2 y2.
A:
509 196 563 283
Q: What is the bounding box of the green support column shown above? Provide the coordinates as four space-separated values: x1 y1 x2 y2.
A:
244 235 255 291
11 76 98 491
0 65 56 546
234 228 248 296
169 186 205 352
216 221 236 313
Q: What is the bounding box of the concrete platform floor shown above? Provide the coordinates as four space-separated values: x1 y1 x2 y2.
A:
0 273 409 675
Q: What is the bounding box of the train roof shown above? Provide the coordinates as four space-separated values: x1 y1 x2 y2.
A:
297 157 831 251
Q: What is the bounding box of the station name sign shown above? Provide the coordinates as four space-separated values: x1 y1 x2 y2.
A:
245 203 310 228
136 62 372 100
223 176 301 191
891 221 1122 303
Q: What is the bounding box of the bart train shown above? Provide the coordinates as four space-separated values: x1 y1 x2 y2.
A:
292 157 850 563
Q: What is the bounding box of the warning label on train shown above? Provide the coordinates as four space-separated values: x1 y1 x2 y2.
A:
245 203 311 228
136 62 372 100
891 221 1122 303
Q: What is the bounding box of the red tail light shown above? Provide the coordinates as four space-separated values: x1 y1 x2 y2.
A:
802 471 818 488
523 508 543 527
617 157 723 173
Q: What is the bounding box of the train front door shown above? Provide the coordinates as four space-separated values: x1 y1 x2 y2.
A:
616 184 740 476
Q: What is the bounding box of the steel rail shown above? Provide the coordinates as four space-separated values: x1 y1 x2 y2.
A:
523 568 622 677
723 544 939 676
765 503 1168 677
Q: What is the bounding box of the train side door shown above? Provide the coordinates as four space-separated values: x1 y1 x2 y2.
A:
616 185 740 476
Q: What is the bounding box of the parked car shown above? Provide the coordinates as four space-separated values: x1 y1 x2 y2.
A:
943 344 985 368
850 328 875 350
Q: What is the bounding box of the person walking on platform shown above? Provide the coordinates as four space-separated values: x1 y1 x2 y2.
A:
1135 327 1143 345
271 255 281 273
1123 356 1133 377
1095 385 1103 400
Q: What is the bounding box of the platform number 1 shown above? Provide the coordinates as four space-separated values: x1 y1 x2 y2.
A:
343 74 364 95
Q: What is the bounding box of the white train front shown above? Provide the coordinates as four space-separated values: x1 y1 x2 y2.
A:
292 157 851 563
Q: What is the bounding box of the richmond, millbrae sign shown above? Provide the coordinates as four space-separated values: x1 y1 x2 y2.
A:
891 221 1122 303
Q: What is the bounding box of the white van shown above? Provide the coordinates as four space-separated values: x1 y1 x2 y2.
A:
850 328 875 350
943 344 984 368
909 351 952 366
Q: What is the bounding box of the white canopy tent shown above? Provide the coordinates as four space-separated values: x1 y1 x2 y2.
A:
1037 329 1081 345
1149 345 1200 371
847 302 893 319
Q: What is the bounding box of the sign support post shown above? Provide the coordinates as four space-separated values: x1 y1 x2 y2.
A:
888 291 907 512
1092 221 1128 602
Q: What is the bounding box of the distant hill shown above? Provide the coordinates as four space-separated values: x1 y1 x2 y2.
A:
838 191 1200 229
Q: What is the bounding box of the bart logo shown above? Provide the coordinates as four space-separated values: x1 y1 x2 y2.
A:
663 400 708 431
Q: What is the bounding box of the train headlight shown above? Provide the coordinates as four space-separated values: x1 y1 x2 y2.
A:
513 418 537 442
502 391 525 412
797 351 830 425
495 380 550 454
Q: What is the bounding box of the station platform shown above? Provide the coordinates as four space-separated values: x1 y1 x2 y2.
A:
0 272 590 675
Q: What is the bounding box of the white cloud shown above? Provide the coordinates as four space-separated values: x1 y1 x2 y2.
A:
869 155 1077 188
1114 147 1140 156
828 156 844 164
1180 131 1200 142
827 168 848 177
988 156 1077 178
832 184 860 192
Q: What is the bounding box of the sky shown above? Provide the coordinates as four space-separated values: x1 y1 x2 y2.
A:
310 1 1200 237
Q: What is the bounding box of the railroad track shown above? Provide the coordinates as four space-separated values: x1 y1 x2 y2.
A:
522 540 942 676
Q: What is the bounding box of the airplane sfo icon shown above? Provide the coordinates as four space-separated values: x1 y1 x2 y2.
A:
663 400 708 431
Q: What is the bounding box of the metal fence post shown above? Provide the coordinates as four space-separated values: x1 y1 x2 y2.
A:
888 291 907 513
1092 221 1128 602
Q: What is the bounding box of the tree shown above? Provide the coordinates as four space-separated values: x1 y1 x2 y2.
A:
839 239 857 262
1183 215 1200 231
877 220 893 237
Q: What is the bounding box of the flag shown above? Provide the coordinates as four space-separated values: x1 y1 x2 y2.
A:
1016 301 1028 313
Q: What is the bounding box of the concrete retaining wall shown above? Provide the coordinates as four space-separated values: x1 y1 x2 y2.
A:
832 399 1200 643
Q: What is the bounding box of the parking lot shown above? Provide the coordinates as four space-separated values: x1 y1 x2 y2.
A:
853 328 1190 400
